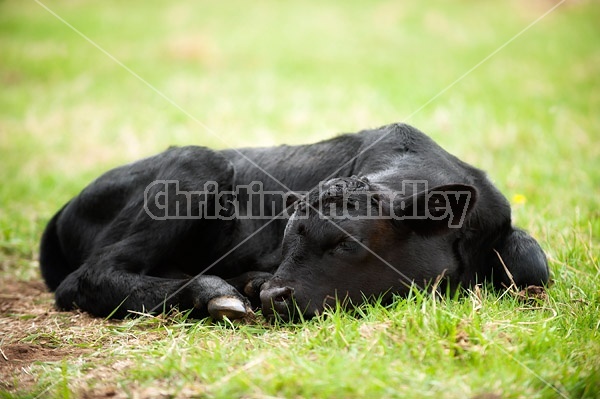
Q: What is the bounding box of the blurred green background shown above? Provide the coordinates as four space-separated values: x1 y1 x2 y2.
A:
0 0 598 284
1 1 599 398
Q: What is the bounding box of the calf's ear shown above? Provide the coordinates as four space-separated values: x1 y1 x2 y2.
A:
393 183 477 236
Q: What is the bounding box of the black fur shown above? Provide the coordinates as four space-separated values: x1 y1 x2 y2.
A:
40 123 549 319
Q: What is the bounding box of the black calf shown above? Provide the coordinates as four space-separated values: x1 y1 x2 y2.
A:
39 123 549 320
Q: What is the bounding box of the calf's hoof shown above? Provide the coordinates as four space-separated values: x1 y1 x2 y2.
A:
207 296 250 320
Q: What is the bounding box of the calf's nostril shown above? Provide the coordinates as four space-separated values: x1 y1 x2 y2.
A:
260 286 294 308
274 294 287 303
270 287 293 302
260 285 297 321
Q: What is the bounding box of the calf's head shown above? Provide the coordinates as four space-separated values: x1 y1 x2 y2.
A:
260 176 477 320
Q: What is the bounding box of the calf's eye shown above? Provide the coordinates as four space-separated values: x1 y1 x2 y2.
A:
334 240 361 253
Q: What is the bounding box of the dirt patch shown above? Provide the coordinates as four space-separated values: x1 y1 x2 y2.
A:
0 343 67 364
0 278 179 396
515 285 548 304
0 343 74 392
0 278 104 392
0 278 51 315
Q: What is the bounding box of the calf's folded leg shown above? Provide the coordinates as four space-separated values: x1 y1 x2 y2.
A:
55 264 250 319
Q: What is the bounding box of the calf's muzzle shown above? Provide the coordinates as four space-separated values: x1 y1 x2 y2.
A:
260 284 295 320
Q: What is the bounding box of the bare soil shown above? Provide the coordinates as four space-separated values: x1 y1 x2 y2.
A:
0 278 103 393
0 278 180 398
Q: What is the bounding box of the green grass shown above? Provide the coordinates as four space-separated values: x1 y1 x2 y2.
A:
1 0 599 398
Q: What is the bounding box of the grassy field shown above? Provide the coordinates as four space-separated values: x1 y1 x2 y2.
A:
1 0 599 398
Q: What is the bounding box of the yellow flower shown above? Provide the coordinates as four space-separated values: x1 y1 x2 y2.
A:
512 193 527 205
